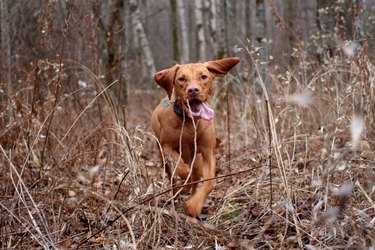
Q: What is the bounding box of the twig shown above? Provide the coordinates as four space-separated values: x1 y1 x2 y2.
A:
1 146 56 248
356 181 375 210
252 209 278 245
265 98 273 214
102 170 130 224
226 86 233 183
40 4 71 166
76 164 264 249
122 105 128 130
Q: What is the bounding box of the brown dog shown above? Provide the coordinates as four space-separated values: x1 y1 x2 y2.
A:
151 57 240 217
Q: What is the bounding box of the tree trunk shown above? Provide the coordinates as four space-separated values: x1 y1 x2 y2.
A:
316 0 336 50
282 0 297 66
170 0 180 63
130 0 156 79
0 0 13 124
176 0 189 63
205 0 217 59
194 0 206 60
255 0 269 93
225 0 235 52
246 0 256 43
215 0 227 59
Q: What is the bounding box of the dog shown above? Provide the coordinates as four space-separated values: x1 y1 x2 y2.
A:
151 57 240 217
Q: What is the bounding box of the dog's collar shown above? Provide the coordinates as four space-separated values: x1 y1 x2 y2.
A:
173 101 184 118
162 99 185 118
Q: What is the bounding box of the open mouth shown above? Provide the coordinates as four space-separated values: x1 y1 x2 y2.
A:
185 99 214 121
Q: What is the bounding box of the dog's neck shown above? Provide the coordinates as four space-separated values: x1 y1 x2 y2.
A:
171 92 185 118
173 101 184 118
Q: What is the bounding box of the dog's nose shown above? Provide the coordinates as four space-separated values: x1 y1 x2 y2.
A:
187 85 200 95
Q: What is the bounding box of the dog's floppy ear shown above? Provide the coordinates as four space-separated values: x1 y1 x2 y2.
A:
154 64 180 99
204 57 240 77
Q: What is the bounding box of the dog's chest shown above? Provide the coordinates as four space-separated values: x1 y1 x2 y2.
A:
169 119 208 146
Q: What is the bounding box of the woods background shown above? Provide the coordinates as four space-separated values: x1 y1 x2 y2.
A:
1 0 375 249
1 0 375 101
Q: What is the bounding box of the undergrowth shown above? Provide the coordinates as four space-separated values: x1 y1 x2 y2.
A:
1 39 375 249
1 3 375 249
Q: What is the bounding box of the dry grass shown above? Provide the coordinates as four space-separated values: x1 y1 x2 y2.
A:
1 40 375 250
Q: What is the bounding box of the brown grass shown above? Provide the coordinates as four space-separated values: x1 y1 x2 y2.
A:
1 39 375 250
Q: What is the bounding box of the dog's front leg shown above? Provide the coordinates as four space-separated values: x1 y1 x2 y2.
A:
161 145 192 194
185 147 216 217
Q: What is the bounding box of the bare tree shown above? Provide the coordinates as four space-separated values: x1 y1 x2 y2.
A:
247 0 256 43
282 0 297 66
170 0 180 62
176 0 189 63
255 0 268 85
215 0 227 59
194 0 206 60
0 0 13 123
205 0 218 59
130 0 156 79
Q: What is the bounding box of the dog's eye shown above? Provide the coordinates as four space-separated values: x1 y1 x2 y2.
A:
177 76 185 82
201 75 208 80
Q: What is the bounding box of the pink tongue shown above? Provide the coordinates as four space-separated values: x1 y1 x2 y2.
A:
190 102 214 121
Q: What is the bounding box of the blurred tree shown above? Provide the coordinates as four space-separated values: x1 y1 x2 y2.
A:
130 0 155 80
0 0 13 123
177 0 189 63
215 0 228 59
194 0 206 60
102 0 127 103
170 0 179 63
255 0 269 93
283 0 297 66
205 0 218 60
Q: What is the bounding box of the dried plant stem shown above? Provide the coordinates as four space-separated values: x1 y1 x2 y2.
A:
252 208 277 245
162 102 198 247
57 80 119 150
272 210 333 250
248 50 303 247
40 6 71 166
226 86 233 183
265 98 273 213
1 146 55 249
103 170 130 220
77 164 264 248
356 181 375 210
166 102 198 199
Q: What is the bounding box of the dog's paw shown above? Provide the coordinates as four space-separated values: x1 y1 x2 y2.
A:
185 196 204 218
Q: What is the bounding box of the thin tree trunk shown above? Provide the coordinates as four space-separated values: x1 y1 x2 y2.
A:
123 2 132 102
130 0 156 77
215 0 227 59
255 0 269 93
176 0 189 63
194 0 206 60
237 0 246 42
225 0 235 52
283 0 297 66
170 0 179 63
0 0 13 124
316 0 336 51
206 0 218 59
246 0 256 43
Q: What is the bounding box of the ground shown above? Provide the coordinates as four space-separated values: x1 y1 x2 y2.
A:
1 82 375 249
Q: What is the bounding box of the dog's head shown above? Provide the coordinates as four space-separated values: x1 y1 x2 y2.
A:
154 57 240 120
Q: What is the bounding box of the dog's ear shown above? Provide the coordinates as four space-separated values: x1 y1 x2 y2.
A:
154 65 179 99
204 57 240 77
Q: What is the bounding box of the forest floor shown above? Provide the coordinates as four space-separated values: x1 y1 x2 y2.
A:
1 85 375 249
